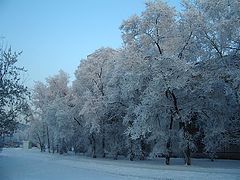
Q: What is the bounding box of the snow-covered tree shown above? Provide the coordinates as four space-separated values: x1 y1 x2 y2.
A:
27 0 240 165
120 0 177 57
183 55 240 161
0 47 29 138
180 0 240 61
129 56 190 164
73 47 117 158
31 70 72 153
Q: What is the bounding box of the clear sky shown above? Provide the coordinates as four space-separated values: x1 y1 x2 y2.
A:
0 0 181 88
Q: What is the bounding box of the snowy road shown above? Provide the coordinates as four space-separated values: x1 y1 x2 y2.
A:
0 148 240 180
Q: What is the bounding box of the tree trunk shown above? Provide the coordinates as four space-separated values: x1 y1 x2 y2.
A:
140 137 145 160
165 115 174 165
164 89 180 165
165 155 170 165
92 134 97 158
59 138 67 154
36 133 44 152
52 137 55 154
184 144 191 165
102 137 106 158
0 133 3 151
52 146 55 154
129 139 135 161
209 152 215 162
114 152 119 160
56 144 59 153
165 138 171 165
102 125 106 158
46 125 50 153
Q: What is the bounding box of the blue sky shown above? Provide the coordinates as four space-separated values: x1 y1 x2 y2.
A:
0 0 181 88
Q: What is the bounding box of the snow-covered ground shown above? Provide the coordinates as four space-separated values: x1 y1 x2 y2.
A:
0 148 239 180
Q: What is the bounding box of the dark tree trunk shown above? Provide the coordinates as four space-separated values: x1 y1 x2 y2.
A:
56 144 59 153
165 114 174 165
184 144 191 165
102 125 106 158
91 134 97 158
46 125 50 153
139 137 145 160
164 89 180 165
37 133 44 152
165 138 171 165
59 138 67 154
209 152 215 162
114 152 119 160
129 139 135 161
102 137 106 158
165 155 170 165
52 137 55 154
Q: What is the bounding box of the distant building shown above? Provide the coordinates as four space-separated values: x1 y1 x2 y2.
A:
23 141 32 149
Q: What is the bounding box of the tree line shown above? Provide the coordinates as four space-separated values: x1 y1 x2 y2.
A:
28 0 240 165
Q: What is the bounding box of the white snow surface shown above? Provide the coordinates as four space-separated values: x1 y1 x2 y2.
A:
0 148 240 180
